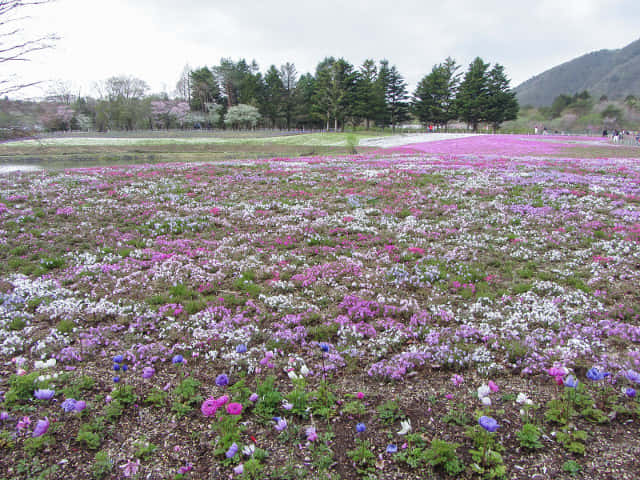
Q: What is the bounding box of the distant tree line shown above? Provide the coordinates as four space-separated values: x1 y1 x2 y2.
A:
5 56 519 133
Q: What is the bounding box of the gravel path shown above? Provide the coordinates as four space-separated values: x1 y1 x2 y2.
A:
359 132 479 148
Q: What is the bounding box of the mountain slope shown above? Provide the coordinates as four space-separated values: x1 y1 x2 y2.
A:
515 38 640 107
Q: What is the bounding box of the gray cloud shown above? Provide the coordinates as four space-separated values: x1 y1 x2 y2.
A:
9 0 640 97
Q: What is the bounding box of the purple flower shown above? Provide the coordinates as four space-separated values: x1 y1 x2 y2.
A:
306 426 318 442
113 376 120 383
34 389 55 400
587 367 610 381
32 417 49 437
356 422 366 433
225 442 238 458
0 411 8 421
113 355 124 364
564 375 578 388
249 392 259 402
236 344 247 353
386 444 398 453
172 354 184 364
274 418 288 431
478 416 500 432
61 398 77 412
320 342 330 353
74 400 87 412
142 366 155 379
626 387 636 398
215 374 229 386
626 370 640 384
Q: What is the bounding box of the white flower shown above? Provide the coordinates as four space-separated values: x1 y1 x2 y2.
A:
481 396 492 406
477 384 491 399
287 370 299 381
516 392 533 405
300 364 310 376
34 358 56 369
242 445 255 457
397 419 412 435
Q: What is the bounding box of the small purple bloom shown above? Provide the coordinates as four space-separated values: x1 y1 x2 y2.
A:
274 418 288 431
479 416 500 432
356 422 366 433
587 367 609 381
215 374 229 386
0 411 9 421
32 417 49 437
564 375 578 388
626 370 640 384
142 366 155 379
626 387 636 398
74 400 87 412
386 444 398 453
320 342 330 353
249 393 259 402
172 354 184 364
61 398 77 412
236 344 247 353
34 389 55 400
113 355 124 364
225 442 238 458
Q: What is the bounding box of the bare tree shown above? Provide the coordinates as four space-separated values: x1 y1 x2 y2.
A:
175 64 192 102
0 0 58 96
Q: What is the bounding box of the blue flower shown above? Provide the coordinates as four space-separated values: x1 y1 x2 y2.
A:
113 376 120 383
386 444 398 453
172 355 184 364
236 344 247 354
215 374 229 386
564 375 578 388
626 369 640 384
478 416 500 432
586 367 610 381
34 389 55 400
113 363 120 371
626 387 636 398
225 442 238 459
61 398 77 412
320 342 330 353
122 364 128 372
113 355 124 364
356 422 366 433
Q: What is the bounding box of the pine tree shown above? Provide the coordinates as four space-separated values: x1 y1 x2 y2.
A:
412 57 460 130
456 57 490 132
485 64 519 131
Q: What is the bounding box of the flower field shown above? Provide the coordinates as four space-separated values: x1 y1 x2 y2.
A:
1 134 640 479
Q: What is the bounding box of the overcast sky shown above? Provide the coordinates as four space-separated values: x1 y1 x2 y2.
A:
5 0 640 99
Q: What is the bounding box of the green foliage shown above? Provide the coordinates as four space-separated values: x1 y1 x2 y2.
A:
341 400 366 416
56 318 76 334
62 375 95 399
347 439 377 477
211 414 244 458
517 423 543 449
173 377 202 403
111 384 137 405
145 387 168 407
255 375 283 420
466 425 506 479
310 432 335 471
0 430 16 450
556 427 587 455
103 399 125 422
376 399 404 425
228 377 253 405
8 316 27 331
424 439 466 476
562 460 582 476
92 451 114 479
134 436 158 460
77 427 102 450
23 434 55 455
286 380 310 418
442 402 471 426
4 371 39 405
241 457 264 479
